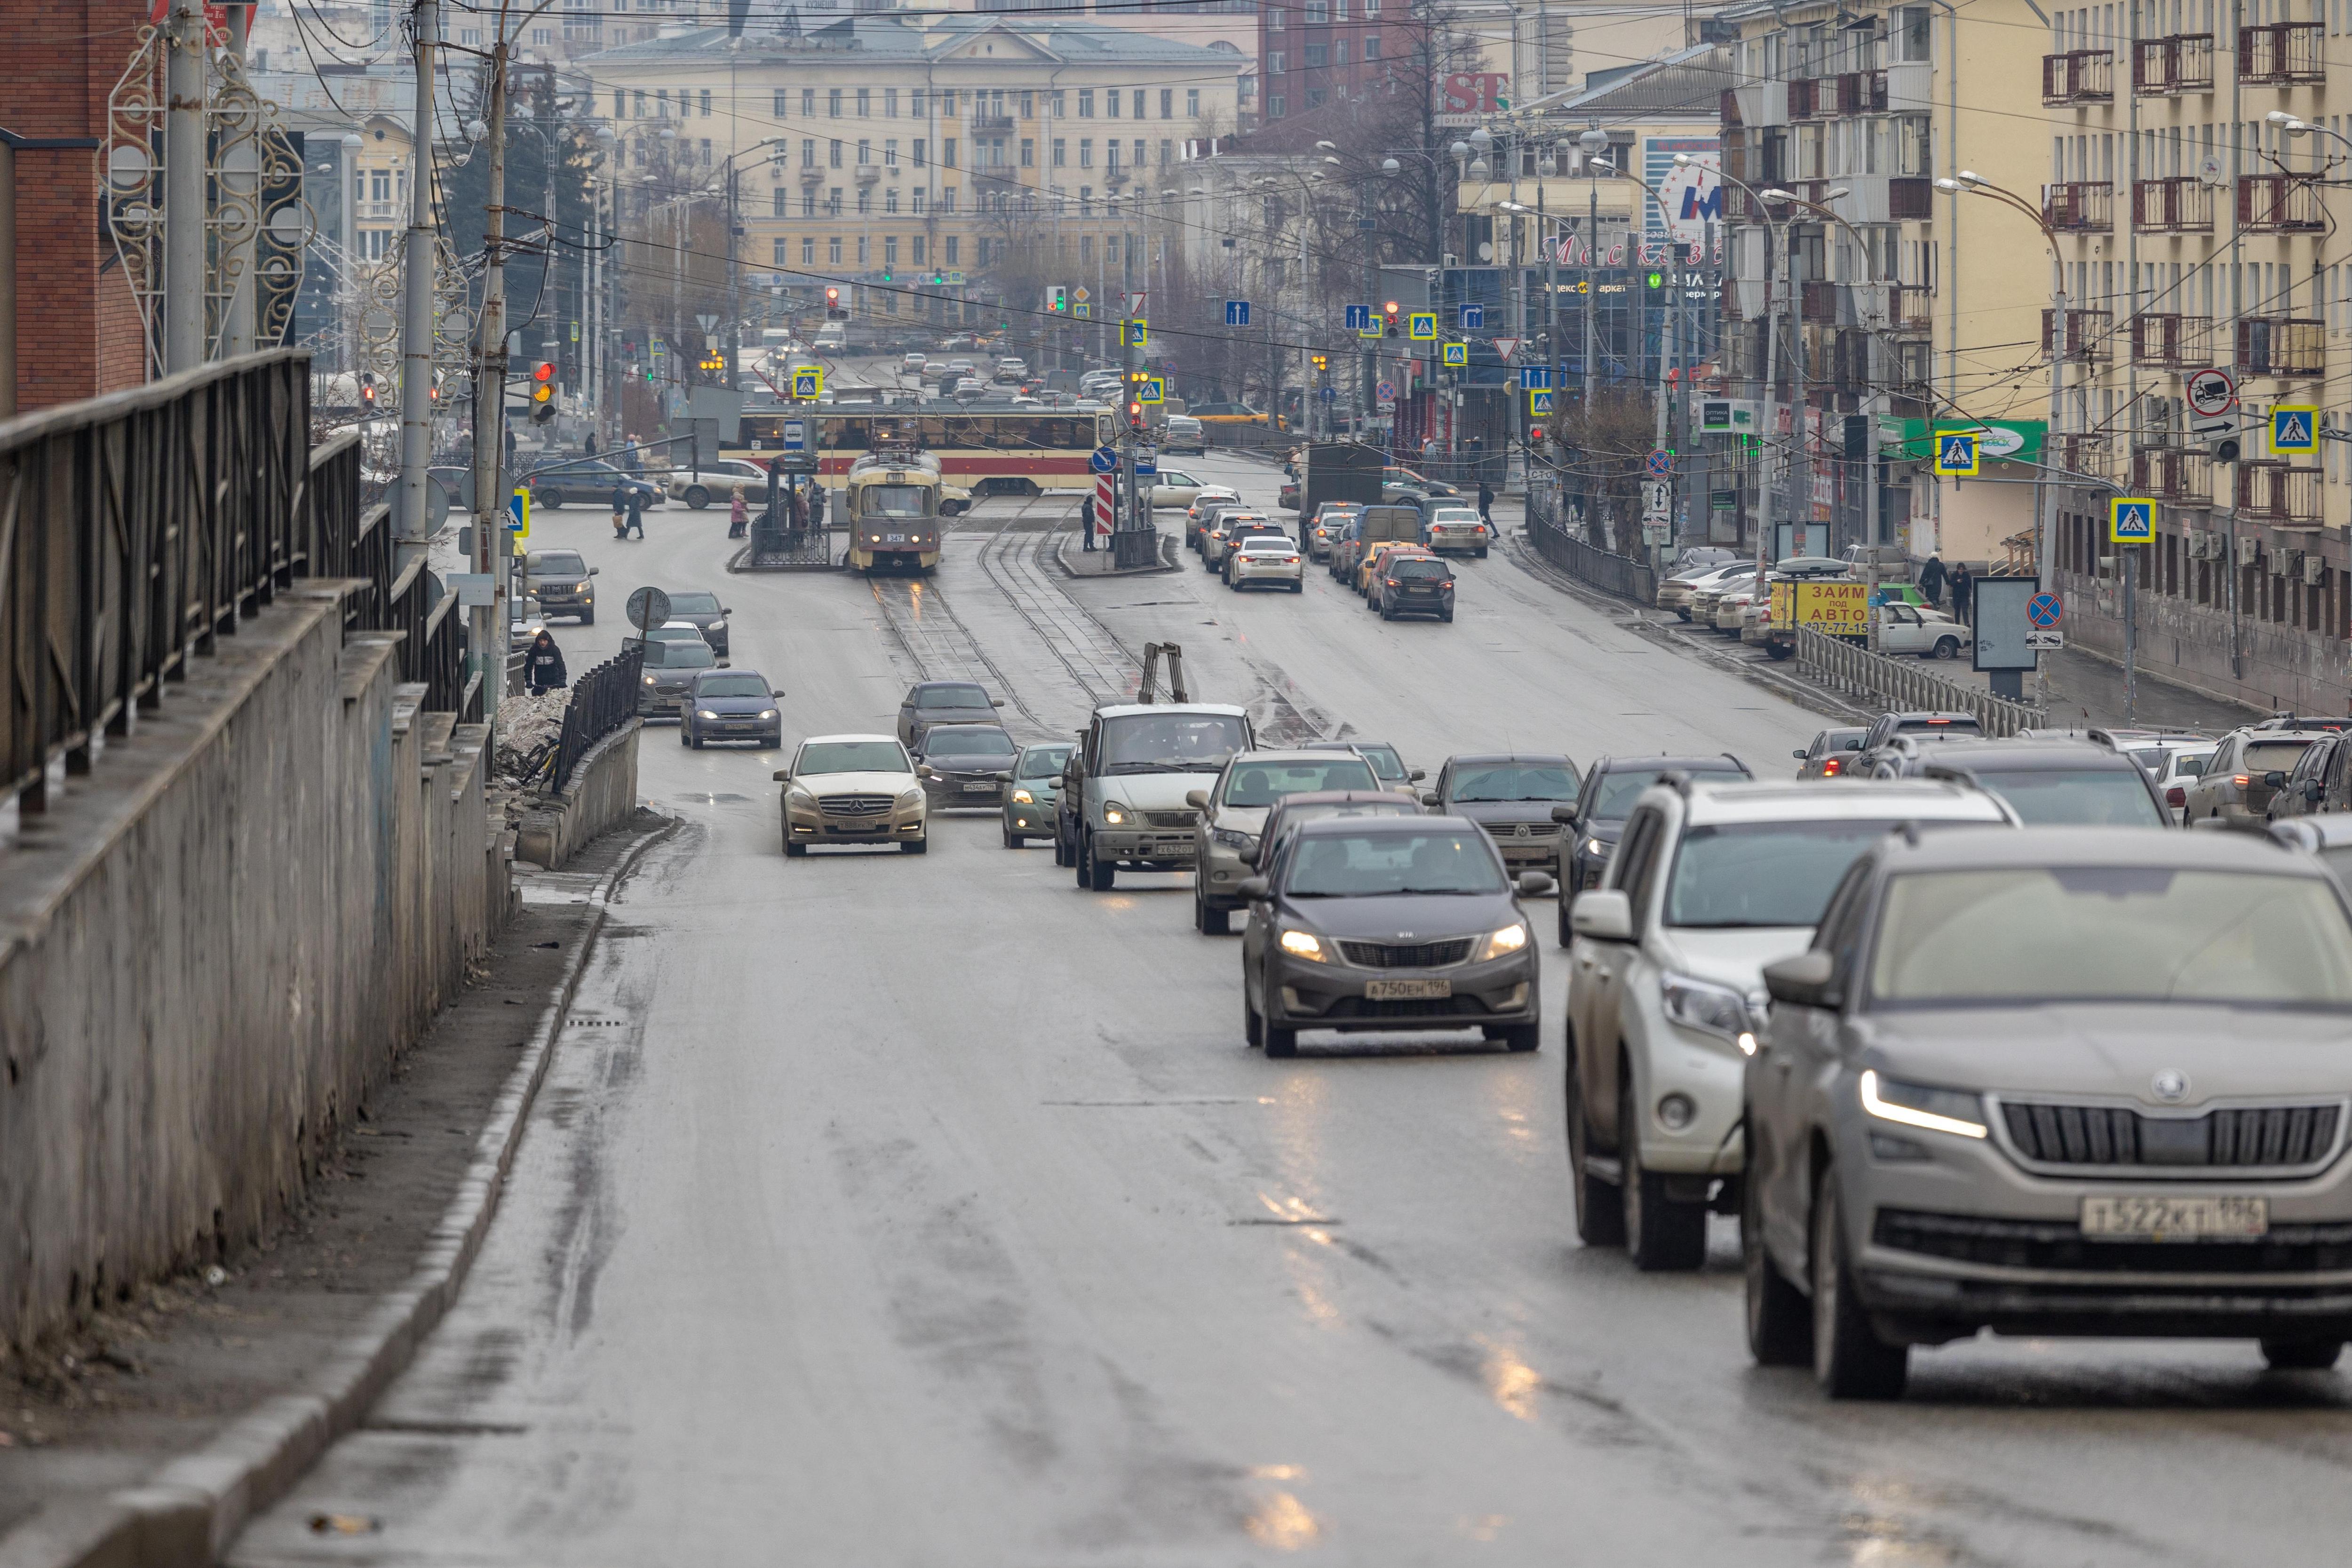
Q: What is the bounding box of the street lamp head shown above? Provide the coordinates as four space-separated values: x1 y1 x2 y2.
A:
465 118 488 141
1314 139 1338 152
1822 186 1851 200
2267 109 2299 126
1955 169 1986 186
340 131 363 149
1759 187 1793 202
1671 151 1694 166
1449 140 1470 159
1578 126 1610 154
659 124 677 140
1468 126 1492 149
1381 157 1401 173
1932 176 1964 191
596 125 615 144
1322 155 1343 167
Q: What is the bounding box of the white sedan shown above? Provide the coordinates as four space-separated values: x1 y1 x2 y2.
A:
663 459 773 509
1147 469 1211 509
1422 504 1491 557
1227 535 1304 592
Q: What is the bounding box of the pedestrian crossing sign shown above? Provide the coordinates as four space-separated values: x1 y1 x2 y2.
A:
1125 318 1149 348
1139 375 1165 404
1442 342 1468 367
2108 496 2157 544
508 487 529 537
2270 404 2320 456
791 367 823 400
1932 430 1979 477
1528 388 1555 415
1408 311 1438 341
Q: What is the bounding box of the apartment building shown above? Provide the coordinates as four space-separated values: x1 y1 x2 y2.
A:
1719 0 2047 561
580 13 1239 318
2041 0 2352 709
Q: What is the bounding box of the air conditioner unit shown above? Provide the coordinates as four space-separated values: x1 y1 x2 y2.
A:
1443 252 1460 266
2269 549 2295 577
2304 554 2327 586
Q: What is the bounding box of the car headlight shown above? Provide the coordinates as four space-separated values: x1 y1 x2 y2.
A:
1583 836 1607 856
1859 1070 1988 1140
1102 803 1129 825
1478 923 1530 961
1212 827 1258 854
896 788 924 805
1011 788 1034 804
787 787 815 804
698 709 719 720
1278 928 1327 962
710 619 727 632
574 581 589 593
758 709 778 721
1661 972 1757 1053
642 674 657 686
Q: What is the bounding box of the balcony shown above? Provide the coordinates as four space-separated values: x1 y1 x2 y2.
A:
1888 177 1933 220
2053 432 2118 482
854 162 881 184
1892 284 1932 335
2133 33 2213 94
2237 316 2325 378
970 114 1015 133
1833 71 1889 115
2042 307 2114 364
2133 176 2213 233
2042 49 2114 104
2239 22 2323 84
798 164 825 183
2239 174 2325 234
1786 77 1823 119
1801 279 1839 323
1889 338 1935 405
2238 462 2324 527
2128 313 2212 369
2131 446 2212 503
2043 181 2113 231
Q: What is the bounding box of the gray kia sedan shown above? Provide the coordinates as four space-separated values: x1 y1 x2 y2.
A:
1745 826 2352 1400
1237 815 1552 1057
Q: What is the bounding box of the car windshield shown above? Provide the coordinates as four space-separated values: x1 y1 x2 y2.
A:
925 728 1016 758
1223 758 1379 806
1592 765 1742 821
526 553 586 575
1451 762 1578 804
646 625 701 642
695 674 769 699
1868 867 2352 1008
799 740 909 774
1392 559 1449 580
864 485 929 518
1344 744 1406 781
1965 767 2164 826
1099 712 1250 773
1667 820 1940 929
668 592 721 615
645 641 715 669
1240 539 1297 554
917 684 989 710
1017 745 1072 780
1285 831 1508 897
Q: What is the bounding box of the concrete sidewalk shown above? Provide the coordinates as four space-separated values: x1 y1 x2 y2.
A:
1054 527 1179 577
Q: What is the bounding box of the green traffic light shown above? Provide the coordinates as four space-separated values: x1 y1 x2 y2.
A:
1646 271 1664 288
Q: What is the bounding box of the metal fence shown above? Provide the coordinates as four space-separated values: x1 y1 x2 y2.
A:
1525 488 1659 605
552 642 644 791
2 351 482 815
1795 627 2048 735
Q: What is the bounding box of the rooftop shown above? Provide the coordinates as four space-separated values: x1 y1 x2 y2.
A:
583 14 1241 67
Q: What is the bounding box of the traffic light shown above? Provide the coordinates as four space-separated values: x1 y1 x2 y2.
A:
1311 354 1327 372
1383 300 1400 332
358 372 376 410
530 360 556 424
824 285 843 320
1128 398 1144 430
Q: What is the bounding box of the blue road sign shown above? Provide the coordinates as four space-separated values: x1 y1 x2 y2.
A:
1645 448 1672 478
791 367 823 400
1376 381 1397 401
2026 592 2063 628
1461 303 1485 329
1090 446 1119 474
2271 404 2319 455
1226 299 1251 326
780 418 807 452
1344 304 1372 331
1320 386 1336 401
1519 366 1552 390
1933 430 1979 477
2108 497 2156 543
1135 449 1158 477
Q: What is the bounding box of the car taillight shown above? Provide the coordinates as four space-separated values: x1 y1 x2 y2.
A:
1822 758 1843 776
2234 773 2252 788
2166 786 2187 806
1440 581 1454 589
1385 578 1399 587
1927 718 1952 726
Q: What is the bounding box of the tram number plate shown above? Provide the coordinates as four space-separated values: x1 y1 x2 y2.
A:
1366 978 1452 1000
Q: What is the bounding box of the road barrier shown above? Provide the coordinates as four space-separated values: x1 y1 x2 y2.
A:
555 643 644 791
1796 626 2049 734
1526 504 1658 605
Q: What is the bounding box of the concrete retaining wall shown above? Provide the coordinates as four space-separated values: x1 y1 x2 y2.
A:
514 720 641 871
0 585 509 1350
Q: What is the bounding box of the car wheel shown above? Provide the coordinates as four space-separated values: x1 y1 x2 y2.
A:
1563 1036 1626 1247
1084 833 1116 891
1676 609 1691 621
1290 581 1303 593
1244 986 1265 1050
1557 891 1574 947
1765 643 1794 661
1197 890 1231 936
1621 1070 1707 1271
1054 827 1073 868
1002 821 1022 848
684 485 711 509
680 725 693 747
1932 637 1960 660
580 608 595 625
2261 1337 2344 1371
901 835 928 854
1743 1155 1810 1366
1440 608 1454 623
1811 1172 1909 1399
538 488 564 509
1264 1019 1298 1058
1476 547 1489 559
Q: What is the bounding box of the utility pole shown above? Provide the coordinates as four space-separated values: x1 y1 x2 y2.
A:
396 0 440 549
471 25 509 731
1781 205 1804 565
162 0 207 374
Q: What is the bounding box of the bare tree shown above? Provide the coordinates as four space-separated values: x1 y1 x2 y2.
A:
1551 390 1655 554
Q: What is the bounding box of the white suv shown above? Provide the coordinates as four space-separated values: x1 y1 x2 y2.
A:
1562 778 2016 1269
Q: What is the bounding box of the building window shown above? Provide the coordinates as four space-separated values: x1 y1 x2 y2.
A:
885 88 898 117
1362 32 1379 58
913 235 926 263
946 236 959 264
1131 138 1144 167
1080 235 1094 263
884 236 898 268
1306 0 1327 20
829 236 842 263
1333 37 1350 62
632 89 646 117
913 139 926 167
882 139 895 166
828 188 842 215
940 90 956 116
802 138 816 167
802 88 816 118
773 188 788 216
1187 88 1200 116
1269 6 1285 26
944 138 957 167
830 139 843 168
1053 138 1066 166
1021 91 1035 118
1305 43 1327 65
857 88 870 117
1080 138 1094 167
531 27 551 44
772 236 787 265
802 236 815 264
858 236 869 264
912 90 927 117
913 191 926 215
1079 89 1095 117
1159 138 1171 166
885 187 899 213
1306 88 1327 107
1160 89 1174 119
700 139 712 163
829 88 842 117
1107 141 1121 172
1051 90 1066 116
857 188 871 214
1364 0 1379 12
699 89 712 115
941 188 956 213
773 89 789 116
802 191 816 216
1268 94 1287 116
1021 138 1035 167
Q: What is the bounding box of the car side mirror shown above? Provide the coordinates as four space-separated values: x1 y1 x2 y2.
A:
2306 780 2324 802
589 567 600 575
1237 876 1270 901
1792 748 1808 760
995 770 1013 781
1185 789 1212 811
1763 950 1844 1010
2265 770 2289 788
992 699 1006 707
1549 804 1578 826
716 659 730 668
1568 889 1633 942
1420 789 1441 807
916 764 935 778
773 690 786 699
1516 871 1556 897
1409 768 1426 781
772 770 791 782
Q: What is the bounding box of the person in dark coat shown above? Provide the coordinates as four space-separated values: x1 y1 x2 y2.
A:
610 481 630 539
525 629 568 693
1477 478 1495 526
1950 561 1974 623
584 431 599 458
1917 552 1947 608
624 485 647 539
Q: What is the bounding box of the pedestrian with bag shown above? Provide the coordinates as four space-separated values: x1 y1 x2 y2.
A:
625 484 647 539
610 480 629 540
525 629 568 694
1918 552 1947 609
1477 477 1495 528
729 483 749 539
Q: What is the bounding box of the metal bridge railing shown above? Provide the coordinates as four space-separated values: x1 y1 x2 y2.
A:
552 642 644 791
1526 505 1658 605
1796 626 2048 735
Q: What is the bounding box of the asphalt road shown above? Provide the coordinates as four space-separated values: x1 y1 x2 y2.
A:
234 417 2352 1566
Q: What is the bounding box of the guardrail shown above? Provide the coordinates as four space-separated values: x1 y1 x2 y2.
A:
1526 498 1658 604
553 642 644 791
1795 626 2048 734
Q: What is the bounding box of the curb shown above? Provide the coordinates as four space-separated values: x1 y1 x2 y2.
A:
1050 527 1179 579
0 816 682 1568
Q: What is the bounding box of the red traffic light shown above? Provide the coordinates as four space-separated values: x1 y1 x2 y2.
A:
358 373 376 406
1383 300 1399 317
533 361 555 383
825 286 840 304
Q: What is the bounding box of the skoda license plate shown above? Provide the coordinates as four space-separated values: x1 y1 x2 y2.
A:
2081 1194 2268 1240
1366 978 1451 1001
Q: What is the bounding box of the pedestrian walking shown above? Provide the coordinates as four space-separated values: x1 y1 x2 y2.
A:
1918 552 1947 609
584 431 598 459
1951 562 1974 624
620 437 644 475
610 480 629 540
1421 435 1438 467
728 484 749 539
624 484 647 539
1083 489 1101 551
525 629 568 694
1477 477 1494 527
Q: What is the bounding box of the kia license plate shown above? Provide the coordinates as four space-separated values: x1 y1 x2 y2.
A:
961 780 996 792
1366 978 1452 1001
2081 1194 2268 1240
